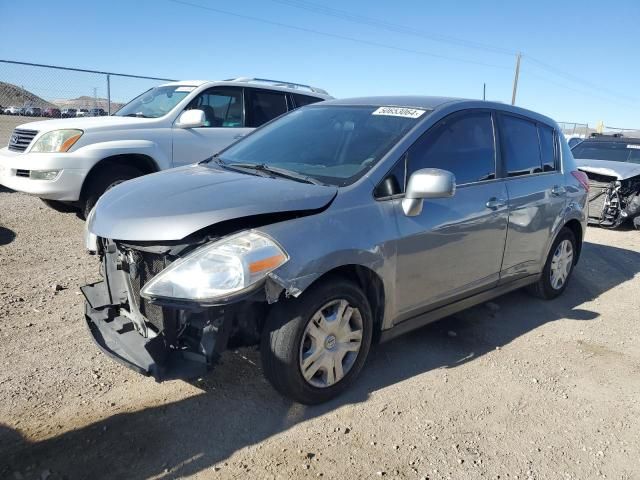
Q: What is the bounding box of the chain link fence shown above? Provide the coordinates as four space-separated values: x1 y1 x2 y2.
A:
557 122 590 139
0 60 175 145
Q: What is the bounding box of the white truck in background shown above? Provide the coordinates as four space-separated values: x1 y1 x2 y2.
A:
0 78 331 217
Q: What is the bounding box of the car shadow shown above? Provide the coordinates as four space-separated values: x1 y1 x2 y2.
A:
1 241 638 479
0 226 16 246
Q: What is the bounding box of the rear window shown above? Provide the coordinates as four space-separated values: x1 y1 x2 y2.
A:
571 141 640 164
501 115 543 176
293 93 323 108
246 89 288 127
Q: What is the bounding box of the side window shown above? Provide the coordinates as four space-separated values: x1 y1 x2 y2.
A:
407 111 496 185
246 89 288 127
501 115 542 176
187 87 243 127
292 93 323 108
538 124 556 172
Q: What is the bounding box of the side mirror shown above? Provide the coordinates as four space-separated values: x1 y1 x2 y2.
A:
176 109 206 128
402 168 456 217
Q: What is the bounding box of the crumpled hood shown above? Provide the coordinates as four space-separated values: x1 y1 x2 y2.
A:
89 164 338 241
577 159 640 180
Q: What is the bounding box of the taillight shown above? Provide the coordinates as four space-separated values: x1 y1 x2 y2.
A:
571 170 590 192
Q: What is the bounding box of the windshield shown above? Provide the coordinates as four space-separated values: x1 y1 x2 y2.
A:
115 85 194 118
218 105 426 186
572 141 640 164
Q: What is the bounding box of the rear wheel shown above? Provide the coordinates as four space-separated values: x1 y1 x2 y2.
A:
261 277 373 404
81 165 141 219
527 227 576 299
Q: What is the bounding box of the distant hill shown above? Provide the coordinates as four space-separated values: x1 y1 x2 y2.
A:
0 81 57 109
53 95 124 112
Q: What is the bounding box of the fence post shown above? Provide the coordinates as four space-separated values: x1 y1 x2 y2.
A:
106 73 111 115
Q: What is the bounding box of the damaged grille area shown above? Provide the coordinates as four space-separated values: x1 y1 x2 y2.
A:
587 177 613 220
126 249 168 331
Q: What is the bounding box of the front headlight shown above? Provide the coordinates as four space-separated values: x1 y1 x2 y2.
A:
30 129 83 153
141 231 288 302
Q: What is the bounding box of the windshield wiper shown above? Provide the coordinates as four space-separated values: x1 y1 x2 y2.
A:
122 113 151 118
225 162 322 185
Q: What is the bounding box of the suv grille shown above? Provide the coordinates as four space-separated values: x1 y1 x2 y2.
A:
8 129 38 152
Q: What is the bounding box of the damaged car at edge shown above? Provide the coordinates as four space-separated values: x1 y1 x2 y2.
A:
82 97 588 404
572 134 640 229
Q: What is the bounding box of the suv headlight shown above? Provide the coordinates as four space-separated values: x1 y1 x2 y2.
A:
141 231 288 302
31 129 83 153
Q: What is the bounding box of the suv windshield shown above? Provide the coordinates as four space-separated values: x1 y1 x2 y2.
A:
218 105 426 186
115 85 194 118
572 140 640 164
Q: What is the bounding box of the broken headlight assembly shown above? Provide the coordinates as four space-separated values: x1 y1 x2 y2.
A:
141 231 288 302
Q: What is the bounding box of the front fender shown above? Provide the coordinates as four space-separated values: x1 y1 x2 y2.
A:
258 186 399 327
74 139 171 170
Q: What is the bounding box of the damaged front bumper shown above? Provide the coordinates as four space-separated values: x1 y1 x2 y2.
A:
82 279 233 382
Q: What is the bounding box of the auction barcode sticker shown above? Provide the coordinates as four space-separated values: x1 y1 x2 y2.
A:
372 106 426 119
627 144 640 149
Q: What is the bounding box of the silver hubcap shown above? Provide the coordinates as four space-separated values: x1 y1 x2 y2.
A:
550 239 573 290
299 299 363 388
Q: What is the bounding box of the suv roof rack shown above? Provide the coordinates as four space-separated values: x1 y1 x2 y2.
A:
224 77 330 95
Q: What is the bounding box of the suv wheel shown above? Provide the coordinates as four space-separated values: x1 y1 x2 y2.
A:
528 227 577 299
81 165 141 219
261 277 373 404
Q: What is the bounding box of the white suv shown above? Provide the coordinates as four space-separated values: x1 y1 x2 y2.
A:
0 78 331 217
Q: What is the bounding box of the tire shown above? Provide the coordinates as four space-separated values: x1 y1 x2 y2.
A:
527 227 577 300
40 199 77 213
261 276 373 404
81 165 141 219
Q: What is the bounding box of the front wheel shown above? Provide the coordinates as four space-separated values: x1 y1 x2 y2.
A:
527 227 577 299
81 165 141 219
261 277 373 404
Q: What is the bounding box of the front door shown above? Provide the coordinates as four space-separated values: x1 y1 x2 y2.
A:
393 110 509 321
172 86 250 166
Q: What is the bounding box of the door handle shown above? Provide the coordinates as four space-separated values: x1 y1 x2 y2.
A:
233 134 246 139
486 197 507 210
551 185 566 196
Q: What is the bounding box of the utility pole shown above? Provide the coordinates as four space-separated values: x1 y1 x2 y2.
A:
511 52 521 106
483 83 486 101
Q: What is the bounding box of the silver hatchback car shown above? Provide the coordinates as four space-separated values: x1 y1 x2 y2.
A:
83 96 589 404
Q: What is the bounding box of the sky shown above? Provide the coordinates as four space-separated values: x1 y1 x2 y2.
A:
1 0 639 128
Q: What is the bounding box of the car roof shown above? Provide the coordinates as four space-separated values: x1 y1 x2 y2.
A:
580 135 640 144
159 79 332 99
320 96 556 124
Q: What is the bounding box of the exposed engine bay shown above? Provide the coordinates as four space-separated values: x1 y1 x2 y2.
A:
583 171 640 229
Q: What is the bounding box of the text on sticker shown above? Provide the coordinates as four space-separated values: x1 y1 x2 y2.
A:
627 144 640 150
372 107 426 119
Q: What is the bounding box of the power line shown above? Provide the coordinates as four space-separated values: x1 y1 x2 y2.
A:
269 0 516 56
268 0 636 106
168 0 511 70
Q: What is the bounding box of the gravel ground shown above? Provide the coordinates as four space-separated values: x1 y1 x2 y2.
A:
0 186 639 480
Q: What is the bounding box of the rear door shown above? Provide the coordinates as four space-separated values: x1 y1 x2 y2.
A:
244 88 289 128
498 113 566 282
392 110 509 319
172 86 249 166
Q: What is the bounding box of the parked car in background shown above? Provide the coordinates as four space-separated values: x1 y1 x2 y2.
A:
42 108 62 118
566 136 584 148
82 96 588 404
88 108 107 117
572 133 640 229
0 78 331 217
4 106 22 115
61 108 77 118
0 105 3 115
23 107 42 117
76 109 89 117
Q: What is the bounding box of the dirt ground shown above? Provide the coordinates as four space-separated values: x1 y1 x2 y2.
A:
0 186 639 480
